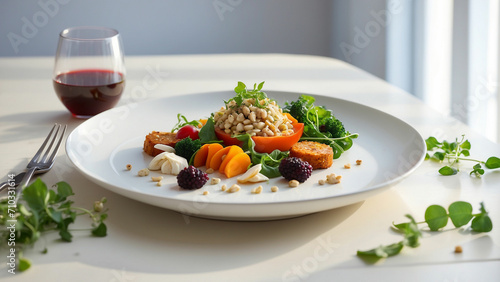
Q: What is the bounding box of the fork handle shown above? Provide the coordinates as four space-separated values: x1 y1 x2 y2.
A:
14 167 37 202
0 181 9 192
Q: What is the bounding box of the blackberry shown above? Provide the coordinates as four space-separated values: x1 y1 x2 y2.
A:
177 166 209 190
279 157 313 183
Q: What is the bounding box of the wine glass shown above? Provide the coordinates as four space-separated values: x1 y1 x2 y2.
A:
53 26 126 118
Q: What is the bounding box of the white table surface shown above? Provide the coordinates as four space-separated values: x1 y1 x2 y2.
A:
0 54 499 281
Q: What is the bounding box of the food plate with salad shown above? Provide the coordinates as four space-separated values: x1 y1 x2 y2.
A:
66 82 426 220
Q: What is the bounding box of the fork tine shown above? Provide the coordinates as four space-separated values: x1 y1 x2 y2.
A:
30 123 57 163
40 124 61 163
46 124 66 163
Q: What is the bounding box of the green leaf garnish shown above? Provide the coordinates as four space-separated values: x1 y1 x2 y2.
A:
283 95 357 159
227 81 270 108
18 258 31 272
0 179 108 272
198 117 223 144
358 201 493 261
171 113 202 133
425 135 500 177
357 242 404 258
236 134 288 178
438 166 457 176
425 205 448 231
448 201 473 227
91 222 108 237
471 202 493 232
485 156 500 169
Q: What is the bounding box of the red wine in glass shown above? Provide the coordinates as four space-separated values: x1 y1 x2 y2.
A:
53 69 125 117
53 26 126 118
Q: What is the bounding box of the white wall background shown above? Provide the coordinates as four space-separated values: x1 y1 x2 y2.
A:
3 1 498 142
0 0 387 79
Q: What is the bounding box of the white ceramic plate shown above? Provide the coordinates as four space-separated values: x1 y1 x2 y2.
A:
66 91 426 221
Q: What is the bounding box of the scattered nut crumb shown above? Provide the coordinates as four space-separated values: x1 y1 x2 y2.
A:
151 176 163 182
455 246 463 253
326 173 342 184
126 164 132 170
203 191 209 195
271 186 279 192
289 180 300 188
206 168 215 174
227 184 241 193
344 163 351 169
156 181 162 186
318 179 325 185
251 185 263 194
221 184 227 191
356 159 362 165
138 168 150 177
211 177 221 185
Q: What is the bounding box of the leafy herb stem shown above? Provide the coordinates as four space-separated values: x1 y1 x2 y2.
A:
66 206 100 223
425 135 500 176
0 179 108 272
299 133 360 141
357 201 492 260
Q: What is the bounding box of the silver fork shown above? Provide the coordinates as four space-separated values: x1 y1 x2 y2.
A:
14 124 67 201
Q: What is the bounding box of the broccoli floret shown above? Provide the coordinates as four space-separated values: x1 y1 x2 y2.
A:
284 95 315 123
287 101 307 123
322 118 346 138
174 137 202 162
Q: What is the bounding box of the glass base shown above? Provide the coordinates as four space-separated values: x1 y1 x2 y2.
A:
72 113 94 119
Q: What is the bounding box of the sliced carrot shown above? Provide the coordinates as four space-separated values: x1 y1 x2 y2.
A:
224 152 251 178
205 143 224 167
209 146 231 170
193 144 210 167
219 145 244 173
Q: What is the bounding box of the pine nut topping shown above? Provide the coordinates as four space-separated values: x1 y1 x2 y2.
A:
138 168 150 177
288 180 300 188
206 168 215 174
251 185 263 194
344 163 351 169
271 186 279 192
227 184 241 193
356 159 363 165
126 164 132 170
203 191 209 196
221 184 227 191
151 176 163 182
326 173 342 184
211 177 221 185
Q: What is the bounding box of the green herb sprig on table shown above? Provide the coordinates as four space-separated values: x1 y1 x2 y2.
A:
357 201 492 260
1 178 108 272
425 135 500 176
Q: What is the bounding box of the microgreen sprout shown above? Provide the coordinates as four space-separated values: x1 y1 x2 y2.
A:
357 201 492 260
226 81 270 109
0 178 108 272
425 135 500 176
171 113 202 133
